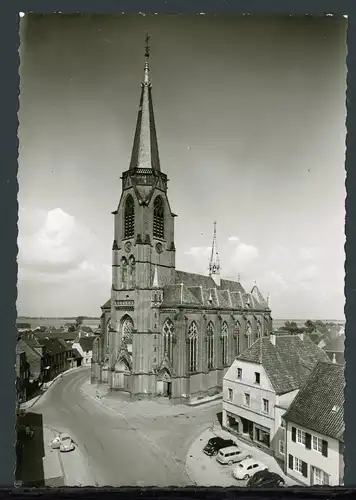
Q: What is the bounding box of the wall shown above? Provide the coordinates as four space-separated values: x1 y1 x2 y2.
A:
286 421 341 486
273 390 299 461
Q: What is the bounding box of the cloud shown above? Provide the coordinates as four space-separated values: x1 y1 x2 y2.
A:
228 236 239 242
232 243 259 267
184 246 211 259
299 247 318 261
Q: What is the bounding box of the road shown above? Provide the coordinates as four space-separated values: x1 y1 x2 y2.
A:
31 368 221 487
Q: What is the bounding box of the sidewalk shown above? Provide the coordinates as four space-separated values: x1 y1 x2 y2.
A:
20 366 83 411
81 379 222 418
185 424 298 487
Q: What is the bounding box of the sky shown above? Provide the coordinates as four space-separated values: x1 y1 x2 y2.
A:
18 14 347 319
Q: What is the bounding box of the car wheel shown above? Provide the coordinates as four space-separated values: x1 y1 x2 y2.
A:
278 480 285 487
228 460 233 466
246 455 252 459
213 450 218 456
243 474 249 480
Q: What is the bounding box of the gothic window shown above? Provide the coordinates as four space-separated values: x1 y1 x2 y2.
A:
246 321 252 348
121 257 128 286
106 318 111 349
256 320 262 339
234 322 240 357
122 316 134 353
153 196 164 239
264 317 269 336
188 321 198 372
206 321 214 369
221 321 228 366
124 195 135 238
162 318 174 363
129 255 136 287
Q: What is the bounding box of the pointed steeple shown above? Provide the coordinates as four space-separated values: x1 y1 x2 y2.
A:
209 221 221 287
129 34 161 172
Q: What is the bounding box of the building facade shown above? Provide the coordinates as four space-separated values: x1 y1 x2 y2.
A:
91 46 272 404
283 362 344 486
222 334 331 458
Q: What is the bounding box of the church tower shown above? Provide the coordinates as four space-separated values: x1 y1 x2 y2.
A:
108 36 176 396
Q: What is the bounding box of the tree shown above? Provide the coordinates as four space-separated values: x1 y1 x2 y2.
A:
75 316 84 327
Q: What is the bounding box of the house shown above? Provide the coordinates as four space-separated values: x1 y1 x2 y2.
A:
318 334 345 365
68 348 83 368
15 347 30 403
72 337 95 366
39 337 73 381
16 322 32 333
17 335 44 395
222 333 331 461
283 362 344 486
34 329 79 343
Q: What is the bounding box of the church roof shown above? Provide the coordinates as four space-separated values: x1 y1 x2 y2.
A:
174 270 246 293
129 56 161 172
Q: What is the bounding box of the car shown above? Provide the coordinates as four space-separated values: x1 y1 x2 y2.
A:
232 458 268 480
247 470 285 488
216 446 252 465
17 424 34 439
203 437 235 456
50 433 75 452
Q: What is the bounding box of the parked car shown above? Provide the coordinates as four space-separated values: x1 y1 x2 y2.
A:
216 446 252 465
203 437 235 456
17 424 34 439
232 458 268 480
247 470 285 488
50 433 75 452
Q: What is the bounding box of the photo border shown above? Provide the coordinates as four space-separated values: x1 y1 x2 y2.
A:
2 0 353 496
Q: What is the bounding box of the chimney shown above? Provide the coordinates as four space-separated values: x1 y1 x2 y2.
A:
332 353 336 364
270 333 276 346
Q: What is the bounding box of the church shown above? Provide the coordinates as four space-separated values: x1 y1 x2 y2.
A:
91 42 273 404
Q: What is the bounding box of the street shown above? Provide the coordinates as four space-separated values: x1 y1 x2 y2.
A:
28 368 221 487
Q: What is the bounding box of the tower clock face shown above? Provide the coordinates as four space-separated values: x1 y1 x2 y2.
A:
155 243 163 254
124 241 132 253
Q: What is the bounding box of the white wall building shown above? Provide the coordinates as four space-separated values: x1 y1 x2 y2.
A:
283 362 344 486
72 337 95 366
222 333 331 460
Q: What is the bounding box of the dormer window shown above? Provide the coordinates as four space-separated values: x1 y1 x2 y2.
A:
255 372 260 384
237 367 242 379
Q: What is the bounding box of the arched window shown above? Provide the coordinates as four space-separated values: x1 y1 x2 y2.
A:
124 195 135 238
106 318 111 349
234 321 240 357
188 321 198 372
221 321 228 366
153 196 164 239
206 321 214 369
122 316 134 353
162 318 174 362
121 257 128 287
256 320 262 339
129 255 136 287
246 321 252 348
264 316 269 336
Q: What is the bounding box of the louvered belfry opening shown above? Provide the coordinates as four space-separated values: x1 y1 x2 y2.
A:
124 195 135 238
153 196 164 238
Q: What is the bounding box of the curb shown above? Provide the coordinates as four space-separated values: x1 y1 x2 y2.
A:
21 367 86 411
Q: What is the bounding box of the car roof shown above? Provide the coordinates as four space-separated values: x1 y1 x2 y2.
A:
240 458 262 467
219 446 240 453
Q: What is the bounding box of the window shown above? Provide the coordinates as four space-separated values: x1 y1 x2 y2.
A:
262 398 269 413
279 440 285 455
281 419 286 428
246 322 252 348
234 322 240 356
256 321 262 338
244 393 250 406
297 429 306 446
162 318 174 362
206 321 214 369
294 457 303 474
221 321 228 365
237 367 242 379
312 436 323 453
228 388 233 401
122 316 134 352
153 196 164 239
188 321 198 372
255 372 260 384
124 195 135 238
312 467 330 486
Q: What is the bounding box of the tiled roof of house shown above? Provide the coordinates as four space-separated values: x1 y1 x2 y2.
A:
237 335 331 395
79 337 95 351
283 362 344 441
323 334 345 352
34 330 78 342
17 338 42 379
40 338 71 356
71 348 83 359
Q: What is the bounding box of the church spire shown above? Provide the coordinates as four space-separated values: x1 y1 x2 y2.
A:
129 34 161 172
209 221 221 287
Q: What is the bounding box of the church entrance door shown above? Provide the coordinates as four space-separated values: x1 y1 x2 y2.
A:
163 381 172 398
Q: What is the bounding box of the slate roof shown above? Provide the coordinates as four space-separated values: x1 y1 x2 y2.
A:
40 338 72 356
174 270 246 294
79 337 95 352
237 335 331 395
283 362 344 442
34 330 79 342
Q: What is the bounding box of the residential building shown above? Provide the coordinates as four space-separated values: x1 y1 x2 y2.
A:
17 335 44 395
283 362 344 486
222 333 331 460
68 348 83 368
73 337 94 365
15 347 30 403
91 45 273 404
40 337 73 381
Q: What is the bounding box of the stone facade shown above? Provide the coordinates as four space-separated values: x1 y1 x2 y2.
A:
91 52 272 404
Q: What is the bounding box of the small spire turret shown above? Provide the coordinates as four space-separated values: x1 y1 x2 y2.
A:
209 221 221 287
